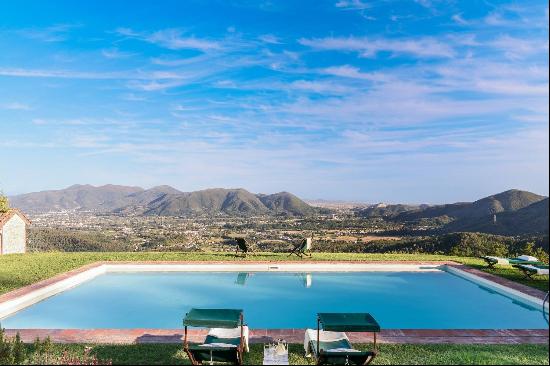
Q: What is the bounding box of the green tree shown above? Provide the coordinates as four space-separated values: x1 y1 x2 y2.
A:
0 193 9 213
0 326 14 365
12 333 25 365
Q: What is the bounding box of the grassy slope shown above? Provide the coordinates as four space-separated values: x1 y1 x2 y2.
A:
23 343 550 365
1 252 548 294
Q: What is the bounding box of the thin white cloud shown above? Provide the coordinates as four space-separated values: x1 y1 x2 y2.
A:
298 36 456 58
1 102 31 110
489 35 549 60
15 24 80 42
321 65 389 82
0 68 130 79
414 0 431 8
452 14 469 25
335 0 371 10
101 48 136 59
258 34 282 44
115 27 221 52
126 79 188 91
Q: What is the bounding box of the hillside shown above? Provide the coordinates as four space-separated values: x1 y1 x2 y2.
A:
443 198 549 235
9 184 144 212
142 188 271 216
396 189 546 221
258 192 318 216
10 185 317 216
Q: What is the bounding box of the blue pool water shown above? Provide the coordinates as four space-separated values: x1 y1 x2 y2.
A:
2 271 548 329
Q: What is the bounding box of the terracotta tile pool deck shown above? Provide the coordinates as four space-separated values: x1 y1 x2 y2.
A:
1 261 548 345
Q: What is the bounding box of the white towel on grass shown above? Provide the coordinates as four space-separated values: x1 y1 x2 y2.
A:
208 326 249 352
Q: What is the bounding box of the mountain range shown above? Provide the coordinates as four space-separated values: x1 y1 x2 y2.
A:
9 184 320 217
9 186 548 235
357 189 548 235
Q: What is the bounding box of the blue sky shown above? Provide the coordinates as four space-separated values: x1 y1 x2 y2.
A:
0 0 548 203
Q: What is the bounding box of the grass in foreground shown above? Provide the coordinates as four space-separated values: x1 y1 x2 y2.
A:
20 343 550 365
1 252 548 295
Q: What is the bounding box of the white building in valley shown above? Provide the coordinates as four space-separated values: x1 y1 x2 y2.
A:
0 209 31 254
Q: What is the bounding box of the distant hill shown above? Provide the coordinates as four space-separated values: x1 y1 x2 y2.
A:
356 203 430 218
258 192 318 216
443 198 549 235
9 184 144 212
10 185 318 217
396 189 546 221
142 188 270 216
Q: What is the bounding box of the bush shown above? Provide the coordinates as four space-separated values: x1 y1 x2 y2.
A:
299 232 548 259
0 194 9 214
28 228 132 252
0 326 25 365
0 328 111 365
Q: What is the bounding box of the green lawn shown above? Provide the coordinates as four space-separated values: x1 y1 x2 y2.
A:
20 343 550 365
0 252 548 295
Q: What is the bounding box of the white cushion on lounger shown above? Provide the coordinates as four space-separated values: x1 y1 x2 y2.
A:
517 255 538 262
326 348 362 353
485 256 509 264
520 265 549 275
208 326 249 352
304 329 349 356
199 342 237 348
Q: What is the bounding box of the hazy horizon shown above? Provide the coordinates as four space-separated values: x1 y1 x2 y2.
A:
1 0 548 202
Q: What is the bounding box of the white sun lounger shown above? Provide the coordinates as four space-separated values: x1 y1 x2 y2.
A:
515 264 549 277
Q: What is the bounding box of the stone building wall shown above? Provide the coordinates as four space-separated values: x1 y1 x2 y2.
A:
1 214 26 254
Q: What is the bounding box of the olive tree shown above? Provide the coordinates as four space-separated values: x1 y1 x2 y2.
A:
0 193 9 213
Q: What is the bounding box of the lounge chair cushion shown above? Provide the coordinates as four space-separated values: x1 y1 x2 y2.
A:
483 255 539 265
304 329 353 356
324 348 362 353
518 264 549 275
517 255 539 262
207 326 249 352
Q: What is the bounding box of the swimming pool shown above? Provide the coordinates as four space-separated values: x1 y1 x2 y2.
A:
1 264 547 329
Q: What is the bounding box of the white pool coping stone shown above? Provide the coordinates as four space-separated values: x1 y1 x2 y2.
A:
1 263 547 320
445 265 548 311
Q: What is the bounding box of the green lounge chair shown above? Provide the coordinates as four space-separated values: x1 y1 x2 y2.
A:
289 237 312 258
513 264 549 278
183 308 248 365
305 312 380 365
235 237 249 257
481 255 541 268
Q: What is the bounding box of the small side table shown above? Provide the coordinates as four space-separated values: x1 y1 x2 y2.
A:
263 343 289 365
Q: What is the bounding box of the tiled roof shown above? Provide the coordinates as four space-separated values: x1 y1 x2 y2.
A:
0 208 31 228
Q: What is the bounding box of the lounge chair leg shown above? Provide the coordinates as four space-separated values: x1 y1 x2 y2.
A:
363 352 377 365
